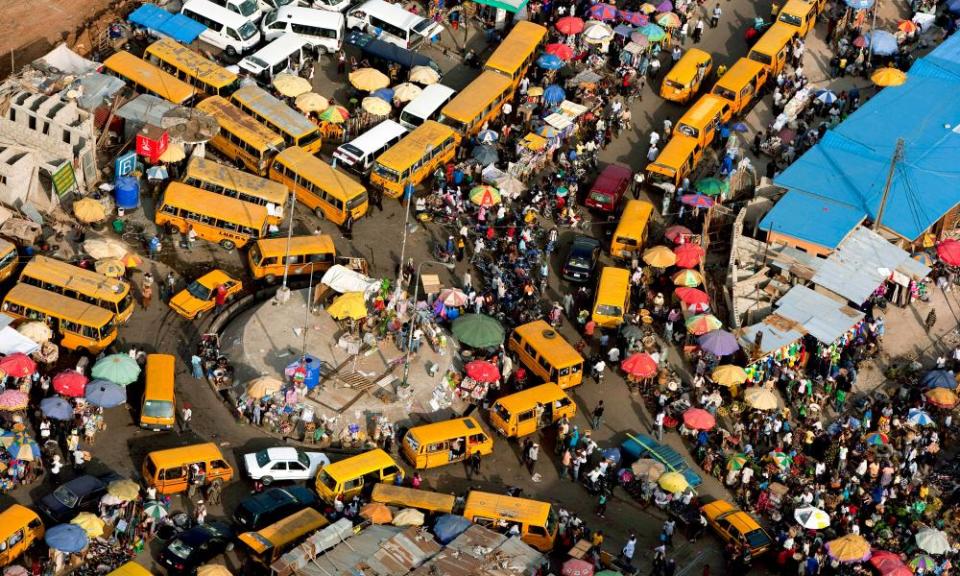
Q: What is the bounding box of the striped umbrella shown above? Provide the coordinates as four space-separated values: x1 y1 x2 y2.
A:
685 314 722 335
909 555 936 572
672 269 703 287
727 453 748 471
865 432 889 445
770 451 792 469
142 500 169 520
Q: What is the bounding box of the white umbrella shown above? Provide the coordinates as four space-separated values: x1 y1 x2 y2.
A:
794 506 831 530
916 528 951 555
409 66 440 85
583 20 615 43
392 82 422 102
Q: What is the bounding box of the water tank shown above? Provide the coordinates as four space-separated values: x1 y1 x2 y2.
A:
114 176 140 209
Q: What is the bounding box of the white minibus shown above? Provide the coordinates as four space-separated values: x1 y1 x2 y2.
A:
333 119 408 174
399 84 456 130
206 0 263 22
182 0 262 56
262 6 345 54
239 33 310 84
346 0 442 49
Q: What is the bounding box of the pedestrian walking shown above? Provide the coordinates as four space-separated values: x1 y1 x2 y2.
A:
663 519 676 546
343 213 354 239
592 400 605 430
655 409 665 441
141 282 152 309
621 532 637 565
186 225 197 251
164 271 176 302
148 234 161 259
213 285 228 316
595 491 608 517
191 354 204 379
469 450 482 478
526 442 539 474
693 18 705 42
710 3 721 27
181 403 193 432
195 501 207 524
925 308 937 332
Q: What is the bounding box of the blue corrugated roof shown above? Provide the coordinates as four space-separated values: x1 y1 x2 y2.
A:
760 187 865 249
128 4 206 44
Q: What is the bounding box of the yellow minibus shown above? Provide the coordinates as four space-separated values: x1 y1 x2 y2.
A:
777 0 819 37
660 48 713 104
592 266 631 327
401 416 493 469
183 156 288 226
19 255 134 324
748 22 797 75
370 120 457 198
143 37 239 97
156 182 269 250
143 443 234 495
488 383 577 438
238 508 329 567
508 320 584 390
102 51 197 105
270 146 368 224
0 239 18 283
231 85 323 154
141 354 176 431
2 283 117 353
248 235 336 283
611 200 655 260
676 94 732 149
195 95 285 176
710 58 769 116
484 21 548 88
645 134 700 187
438 71 513 138
107 563 152 576
0 505 43 568
314 449 403 503
462 491 558 552
370 484 456 515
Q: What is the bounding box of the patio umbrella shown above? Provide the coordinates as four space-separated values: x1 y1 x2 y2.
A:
795 507 831 530
409 65 440 85
658 471 689 494
477 129 499 144
936 239 960 266
910 555 937 571
815 89 838 105
865 432 889 446
472 145 499 166
562 558 595 576
360 502 393 524
0 430 18 448
906 408 934 427
726 453 748 471
361 97 391 116
664 225 692 243
629 32 651 47
672 269 703 287
827 534 872 563
537 53 564 70
556 16 585 35
620 10 649 26
92 354 141 386
273 73 311 97
197 566 232 576
845 0 873 7
118 252 142 269
328 292 368 320
770 451 792 469
583 21 615 43
922 369 956 389
465 360 500 382
83 238 128 260
865 30 898 56
0 353 36 378
451 314 504 348
621 353 658 378
685 314 722 335
295 92 329 113
142 500 168 520
40 397 74 421
682 408 715 430
94 258 125 278
319 105 349 124
631 458 665 480
744 387 779 410
695 177 729 197
951 0 960 13
392 83 422 103
438 288 469 307
158 144 185 163
699 330 739 356
872 67 907 87
17 321 52 344
656 0 673 10
853 35 869 48
470 185 501 207
70 512 105 538
870 551 909 576
545 43 574 60
681 193 715 208
638 23 667 42
640 2 657 12
45 524 88 553
676 287 709 304
72 198 106 224
589 3 618 20
527 86 544 97
107 479 140 502
349 68 389 91
925 387 958 408
4 566 28 576
8 438 40 461
53 370 88 398
643 245 677 268
84 380 126 408
0 390 29 411
915 528 951 554
712 365 748 386
543 84 566 104
246 376 283 399
655 12 681 28
674 243 704 268
373 87 395 102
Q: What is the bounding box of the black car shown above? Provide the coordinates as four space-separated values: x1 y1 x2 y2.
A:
37 472 123 523
562 234 602 282
232 486 317 531
159 521 235 574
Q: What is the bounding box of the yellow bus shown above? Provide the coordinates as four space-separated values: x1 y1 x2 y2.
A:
777 0 820 37
155 182 269 250
19 255 134 324
314 449 403 503
270 146 368 224
143 37 239 97
675 94 732 149
370 120 458 198
195 95 285 176
747 22 797 75
101 50 197 105
661 48 713 104
508 320 584 389
592 266 631 328
183 156 288 226
645 134 700 187
231 85 323 154
484 21 548 88
370 483 456 515
438 71 513 138
247 235 336 283
611 200 655 260
0 239 18 283
238 508 329 567
488 383 577 438
401 416 494 469
462 491 558 552
710 58 769 116
140 354 176 431
2 283 117 353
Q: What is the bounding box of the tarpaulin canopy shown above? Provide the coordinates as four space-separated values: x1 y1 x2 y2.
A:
0 314 40 356
319 265 380 296
128 4 206 44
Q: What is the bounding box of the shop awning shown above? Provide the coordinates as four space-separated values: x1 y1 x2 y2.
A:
472 0 530 12
128 4 206 44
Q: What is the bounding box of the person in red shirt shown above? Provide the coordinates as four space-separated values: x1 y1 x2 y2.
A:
214 285 228 315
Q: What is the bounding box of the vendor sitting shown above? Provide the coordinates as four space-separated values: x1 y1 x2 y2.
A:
414 195 427 216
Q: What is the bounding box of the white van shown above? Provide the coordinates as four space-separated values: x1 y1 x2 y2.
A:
262 6 345 54
258 0 302 10
310 0 354 13
334 119 408 174
207 0 264 22
399 84 456 130
346 0 442 49
239 33 311 84
182 0 262 56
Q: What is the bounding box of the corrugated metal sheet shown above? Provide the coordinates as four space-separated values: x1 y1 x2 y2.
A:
774 285 864 344
358 527 441 575
116 94 175 125
295 525 403 576
737 317 805 358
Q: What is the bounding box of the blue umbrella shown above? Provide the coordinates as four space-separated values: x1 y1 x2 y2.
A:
613 24 635 38
84 380 127 408
950 0 960 14
845 0 874 8
620 10 649 26
907 408 934 426
731 122 749 133
372 87 394 102
815 89 838 104
589 3 619 21
543 84 566 104
922 369 957 389
40 397 73 421
45 524 89 553
601 447 622 465
471 144 499 166
866 30 898 56
638 23 667 42
477 129 499 144
536 53 564 70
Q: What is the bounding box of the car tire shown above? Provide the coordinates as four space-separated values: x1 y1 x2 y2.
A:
220 239 236 251
264 274 277 285
314 207 325 220
226 46 237 58
261 476 273 486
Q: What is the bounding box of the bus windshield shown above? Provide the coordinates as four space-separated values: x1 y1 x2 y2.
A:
596 304 622 317
239 21 258 40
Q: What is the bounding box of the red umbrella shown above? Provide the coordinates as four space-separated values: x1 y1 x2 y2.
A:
674 243 704 268
937 239 960 266
0 353 37 378
870 551 911 576
683 408 716 430
621 353 658 378
853 35 868 48
556 16 585 35
545 43 574 60
464 360 500 382
664 225 692 243
676 287 709 305
561 558 594 576
53 370 88 398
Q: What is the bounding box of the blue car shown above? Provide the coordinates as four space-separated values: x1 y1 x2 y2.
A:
37 472 123 523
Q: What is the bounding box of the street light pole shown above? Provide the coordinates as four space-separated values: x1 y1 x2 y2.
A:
394 144 433 298
400 259 455 388
280 190 297 290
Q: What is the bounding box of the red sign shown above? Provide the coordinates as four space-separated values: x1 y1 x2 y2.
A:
135 125 169 164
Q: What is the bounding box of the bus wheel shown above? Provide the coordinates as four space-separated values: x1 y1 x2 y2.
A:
264 274 277 285
226 46 237 58
314 207 325 220
220 239 236 251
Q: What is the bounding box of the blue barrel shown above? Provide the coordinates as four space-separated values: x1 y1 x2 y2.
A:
115 176 140 209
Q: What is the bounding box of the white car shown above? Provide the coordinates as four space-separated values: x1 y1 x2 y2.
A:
243 447 330 484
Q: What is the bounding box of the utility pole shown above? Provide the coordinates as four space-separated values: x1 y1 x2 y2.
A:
873 138 904 232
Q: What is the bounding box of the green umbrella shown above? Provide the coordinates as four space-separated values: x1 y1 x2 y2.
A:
91 354 141 386
451 314 505 349
695 177 729 197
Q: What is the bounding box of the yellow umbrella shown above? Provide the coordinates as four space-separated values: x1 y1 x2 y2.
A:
349 68 390 91
925 387 958 408
527 86 545 97
871 67 907 87
83 238 129 260
73 198 106 224
327 292 368 320
197 565 232 576
95 258 125 278
119 252 143 269
640 3 657 13
672 269 703 287
658 471 689 494
71 512 105 538
246 376 283 399
295 92 329 113
361 97 391 116
17 321 52 344
107 479 140 502
392 82 422 102
826 534 871 563
643 245 677 268
409 65 440 85
158 143 186 163
744 387 779 411
711 365 748 386
273 73 312 97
